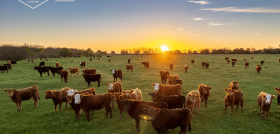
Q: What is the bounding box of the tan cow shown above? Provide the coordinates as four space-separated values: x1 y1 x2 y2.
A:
223 88 243 116
256 65 261 74
186 90 200 117
229 80 239 90
124 88 142 101
257 91 275 120
4 86 40 111
68 67 79 77
7 60 11 64
125 65 133 72
167 74 179 85
151 83 182 95
198 84 212 107
158 71 169 84
56 62 60 67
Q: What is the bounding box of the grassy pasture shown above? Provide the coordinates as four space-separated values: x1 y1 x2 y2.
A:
1 54 280 134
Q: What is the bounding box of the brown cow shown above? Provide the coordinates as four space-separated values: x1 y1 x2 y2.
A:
83 69 96 75
175 79 183 85
261 61 264 65
191 60 194 65
113 91 126 119
186 90 200 116
4 86 40 111
128 59 130 64
45 87 70 112
244 61 249 69
108 59 111 62
90 58 92 61
232 59 237 62
227 59 230 64
170 64 173 70
257 91 275 120
125 65 133 72
201 61 206 68
28 59 30 61
167 74 179 85
205 63 209 69
107 80 122 93
229 80 239 90
151 83 182 95
80 62 86 68
158 71 169 84
184 64 189 73
121 99 168 133
56 62 60 67
225 57 229 60
31 59 34 63
124 88 142 101
58 70 68 83
142 62 149 69
111 69 122 82
198 84 212 107
274 87 280 114
143 107 192 134
148 91 185 109
223 88 243 116
256 65 261 74
278 58 280 63
232 62 235 67
46 58 48 61
68 67 80 77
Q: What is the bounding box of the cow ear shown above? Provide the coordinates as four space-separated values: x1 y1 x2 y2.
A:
13 89 16 91
4 90 7 92
272 95 276 99
263 95 266 98
130 100 134 104
236 81 239 83
224 89 228 92
187 94 191 96
209 87 212 90
148 93 151 96
155 108 160 113
119 92 122 95
151 83 155 87
45 90 47 93
143 108 148 113
274 88 278 91
131 90 134 93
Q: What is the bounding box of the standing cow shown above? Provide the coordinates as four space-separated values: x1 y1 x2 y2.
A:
198 84 212 107
257 91 275 120
223 88 243 116
158 71 169 84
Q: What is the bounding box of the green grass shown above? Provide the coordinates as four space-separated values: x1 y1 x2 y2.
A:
1 54 280 134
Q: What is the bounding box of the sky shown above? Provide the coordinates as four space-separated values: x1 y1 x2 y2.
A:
0 0 280 52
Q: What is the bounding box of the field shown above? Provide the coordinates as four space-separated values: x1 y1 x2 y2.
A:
1 54 280 134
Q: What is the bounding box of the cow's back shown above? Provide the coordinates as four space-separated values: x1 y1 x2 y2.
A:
128 101 168 119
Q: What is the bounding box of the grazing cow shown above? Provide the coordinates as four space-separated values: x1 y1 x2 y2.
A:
244 61 249 69
121 99 168 133
80 62 86 68
223 88 243 116
90 58 92 61
82 74 101 87
257 91 275 120
232 62 235 67
148 92 185 109
184 64 189 73
252 57 253 59
167 74 179 85
128 59 130 64
113 91 126 119
229 80 239 90
205 63 209 69
10 61 17 64
225 57 229 60
28 59 30 61
186 90 200 116
0 66 9 73
256 65 261 74
175 79 182 85
227 59 230 64
49 67 63 77
108 59 111 62
57 70 69 83
124 88 143 101
107 55 110 58
142 62 149 69
98 58 100 60
3 64 11 70
143 107 192 134
125 65 133 72
111 69 122 82
83 69 96 75
191 60 195 65
274 87 280 114
151 83 182 95
39 61 45 67
261 61 264 65
107 80 122 93
75 93 112 121
4 86 40 111
158 71 169 84
170 64 173 70
56 62 60 67
34 66 50 77
198 84 212 107
45 87 70 112
68 67 80 77
201 61 206 68
232 59 237 62
31 60 34 63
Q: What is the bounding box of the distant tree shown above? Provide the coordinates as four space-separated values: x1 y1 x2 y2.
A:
188 49 193 54
193 50 198 54
174 50 182 54
60 48 69 56
111 51 115 54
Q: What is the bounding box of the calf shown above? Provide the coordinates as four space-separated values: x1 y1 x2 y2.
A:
111 69 122 82
198 84 212 107
142 62 149 69
244 61 249 69
108 59 111 62
151 83 182 95
274 87 280 114
82 74 101 87
186 90 200 116
148 91 185 109
45 87 70 112
34 66 50 77
201 61 206 68
0 66 9 73
83 69 96 75
227 59 230 64
113 91 126 119
128 59 130 64
56 62 60 67
107 80 122 93
223 88 243 116
68 67 80 77
257 91 275 120
256 65 261 74
158 71 169 84
261 61 264 65
232 62 235 67
184 64 189 73
229 80 239 90
121 99 168 133
39 61 45 67
49 67 63 77
170 64 173 70
125 65 133 72
175 79 182 85
191 60 194 64
167 74 179 84
124 88 142 101
205 63 209 69
80 62 86 68
144 107 192 134
57 70 69 83
4 86 40 111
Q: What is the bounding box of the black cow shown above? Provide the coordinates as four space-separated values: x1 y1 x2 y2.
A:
39 61 45 67
34 66 50 77
3 64 11 69
10 61 17 64
0 66 8 73
82 74 101 87
49 67 63 77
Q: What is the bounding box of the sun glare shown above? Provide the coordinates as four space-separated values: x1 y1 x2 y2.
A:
161 46 169 51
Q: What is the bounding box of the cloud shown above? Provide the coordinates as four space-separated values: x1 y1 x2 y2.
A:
256 34 260 36
193 18 207 21
177 28 184 30
163 24 174 28
188 1 210 5
208 22 230 26
200 7 280 13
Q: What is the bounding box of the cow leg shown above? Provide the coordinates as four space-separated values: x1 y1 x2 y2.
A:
98 81 100 87
204 99 207 107
87 82 90 87
135 118 141 133
119 105 123 120
55 104 58 112
86 110 91 122
265 111 268 120
236 104 239 112
19 102 22 111
91 110 94 115
59 103 62 113
61 77 63 82
241 100 243 113
231 105 234 117
16 103 20 111
224 105 227 115
40 72 42 77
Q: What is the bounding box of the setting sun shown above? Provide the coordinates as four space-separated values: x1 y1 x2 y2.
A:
161 46 169 51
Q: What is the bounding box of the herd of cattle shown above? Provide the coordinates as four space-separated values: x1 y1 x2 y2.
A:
2 56 280 134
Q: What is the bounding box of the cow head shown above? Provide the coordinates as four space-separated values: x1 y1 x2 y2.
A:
158 71 164 75
175 80 183 85
34 66 39 70
151 83 160 92
121 99 134 111
224 88 235 96
45 90 53 99
274 88 280 94
203 86 212 95
231 80 239 89
143 107 160 120
263 94 275 104
68 68 72 71
148 92 158 102
108 83 114 91
4 89 16 97
111 69 115 74
125 90 134 98
74 94 81 104
113 92 123 101
187 93 196 102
